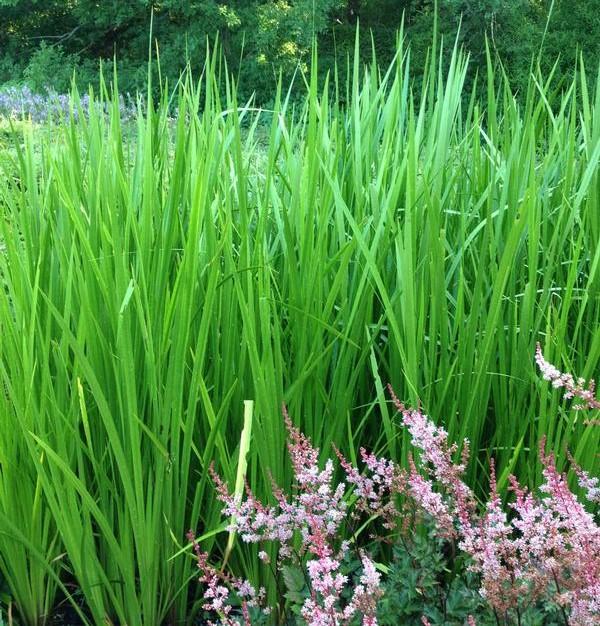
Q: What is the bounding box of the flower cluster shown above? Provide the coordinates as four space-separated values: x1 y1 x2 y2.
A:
335 446 405 530
0 85 137 123
568 452 600 504
535 343 600 409
389 386 599 625
187 530 266 626
206 406 388 625
189 347 599 625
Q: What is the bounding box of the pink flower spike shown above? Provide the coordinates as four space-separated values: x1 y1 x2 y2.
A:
535 343 600 409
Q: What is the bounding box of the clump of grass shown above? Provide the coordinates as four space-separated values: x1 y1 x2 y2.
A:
0 34 598 624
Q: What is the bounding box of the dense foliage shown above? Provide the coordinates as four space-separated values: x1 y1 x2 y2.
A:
0 35 599 623
1 1 599 101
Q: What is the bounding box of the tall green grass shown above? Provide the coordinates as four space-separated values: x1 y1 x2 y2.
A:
0 36 598 624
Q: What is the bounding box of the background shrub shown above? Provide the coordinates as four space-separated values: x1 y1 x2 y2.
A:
1 1 599 102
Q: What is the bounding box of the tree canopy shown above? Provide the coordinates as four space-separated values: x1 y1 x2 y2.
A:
0 1 598 99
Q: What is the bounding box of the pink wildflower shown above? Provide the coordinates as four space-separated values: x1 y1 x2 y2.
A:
387 385 476 539
535 343 600 409
335 445 406 529
387 370 600 624
343 553 383 625
209 408 387 624
568 451 600 504
407 456 455 537
196 353 599 625
186 530 260 625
